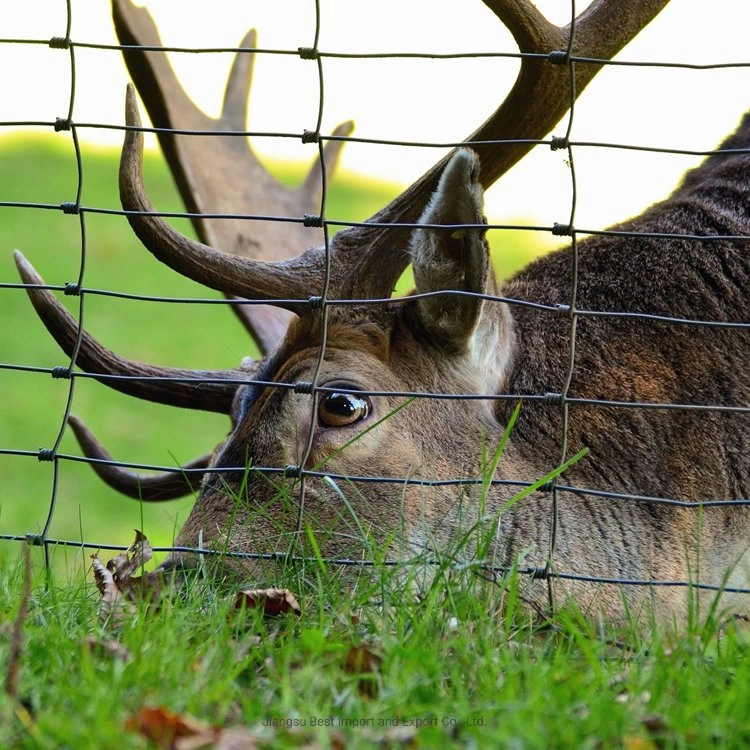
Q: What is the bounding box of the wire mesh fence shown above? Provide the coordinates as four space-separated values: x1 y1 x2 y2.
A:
2 0 750 613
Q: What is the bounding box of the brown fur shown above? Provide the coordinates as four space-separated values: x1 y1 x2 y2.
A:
164 128 750 626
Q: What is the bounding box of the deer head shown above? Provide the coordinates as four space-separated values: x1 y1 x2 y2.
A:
21 0 750 622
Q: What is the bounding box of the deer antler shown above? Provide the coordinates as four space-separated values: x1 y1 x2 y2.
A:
120 86 327 312
67 415 209 500
119 0 669 307
14 251 242 413
113 0 353 352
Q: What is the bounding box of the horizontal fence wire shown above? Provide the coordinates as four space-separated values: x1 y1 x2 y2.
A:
1 1 750 606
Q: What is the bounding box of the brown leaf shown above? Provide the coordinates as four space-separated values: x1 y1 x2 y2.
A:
91 555 120 602
91 553 133 627
344 643 382 698
126 706 216 749
91 531 165 627
344 644 382 674
126 706 261 750
108 529 153 582
120 569 165 602
234 588 301 617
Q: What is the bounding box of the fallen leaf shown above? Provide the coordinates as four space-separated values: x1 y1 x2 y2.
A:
108 529 153 582
234 588 301 617
126 706 261 750
92 554 127 623
91 531 165 627
344 643 383 698
126 706 215 749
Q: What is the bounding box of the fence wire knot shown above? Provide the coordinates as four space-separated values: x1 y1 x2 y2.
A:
547 50 570 65
54 118 72 132
550 136 569 151
306 295 324 310
293 381 314 395
298 46 319 60
285 464 303 479
539 479 558 493
543 392 564 407
61 201 80 215
552 222 573 237
25 534 45 547
37 448 55 462
554 303 573 319
303 214 323 228
301 129 320 144
51 366 72 380
48 36 70 49
64 282 81 296
531 565 550 580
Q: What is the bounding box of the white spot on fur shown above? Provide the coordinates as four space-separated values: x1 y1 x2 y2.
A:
468 303 516 395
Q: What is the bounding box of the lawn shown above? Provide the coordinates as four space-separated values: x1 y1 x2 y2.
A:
1 541 750 748
3 136 748 749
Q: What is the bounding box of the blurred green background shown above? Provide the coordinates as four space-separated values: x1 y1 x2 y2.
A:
0 133 552 570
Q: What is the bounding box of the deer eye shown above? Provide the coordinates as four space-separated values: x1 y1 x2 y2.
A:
318 392 371 428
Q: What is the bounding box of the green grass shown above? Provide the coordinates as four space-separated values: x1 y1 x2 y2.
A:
1 545 749 748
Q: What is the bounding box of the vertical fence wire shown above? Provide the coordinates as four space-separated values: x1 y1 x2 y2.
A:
28 1 93 572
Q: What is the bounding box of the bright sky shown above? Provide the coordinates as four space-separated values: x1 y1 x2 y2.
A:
3 1 750 232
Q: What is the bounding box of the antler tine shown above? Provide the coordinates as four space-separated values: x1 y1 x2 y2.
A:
329 0 670 302
113 0 353 352
300 120 356 205
468 0 671 186
68 415 209 500
120 85 326 313
14 250 241 413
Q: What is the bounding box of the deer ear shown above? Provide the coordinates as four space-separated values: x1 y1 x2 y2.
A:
411 148 491 350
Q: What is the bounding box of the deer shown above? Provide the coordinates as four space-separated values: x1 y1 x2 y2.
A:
13 0 750 624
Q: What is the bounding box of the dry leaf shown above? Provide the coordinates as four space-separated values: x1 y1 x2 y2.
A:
92 554 125 603
234 588 301 617
91 531 165 626
109 530 163 600
126 706 260 750
108 529 153 581
126 706 215 749
344 643 382 698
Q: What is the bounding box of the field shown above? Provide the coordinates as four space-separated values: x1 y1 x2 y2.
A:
2 542 750 748
2 137 749 748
